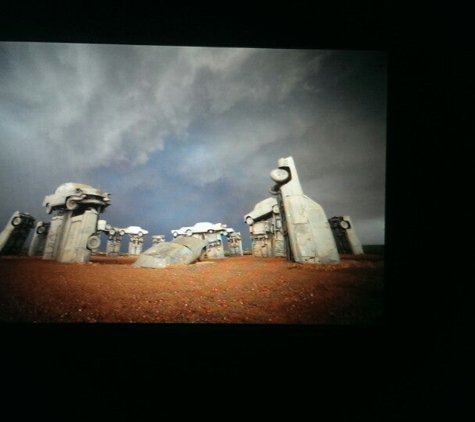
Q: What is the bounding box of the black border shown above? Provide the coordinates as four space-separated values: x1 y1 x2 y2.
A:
1 4 472 417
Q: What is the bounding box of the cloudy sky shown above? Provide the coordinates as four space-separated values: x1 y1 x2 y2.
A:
0 42 387 251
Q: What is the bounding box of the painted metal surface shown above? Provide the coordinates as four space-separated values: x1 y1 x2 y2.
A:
244 197 279 225
152 235 166 244
205 233 225 259
132 235 208 268
328 215 364 255
270 156 340 264
28 221 50 256
171 222 227 238
55 208 101 263
128 234 144 256
99 225 125 256
42 182 111 215
250 221 272 257
41 182 109 263
227 231 243 256
106 232 123 256
245 197 286 258
43 214 65 260
0 211 36 256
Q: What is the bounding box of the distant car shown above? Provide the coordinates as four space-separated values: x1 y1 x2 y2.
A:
171 222 227 237
123 226 148 237
222 227 235 237
152 235 166 243
0 211 36 255
244 197 280 225
108 227 126 236
43 182 111 214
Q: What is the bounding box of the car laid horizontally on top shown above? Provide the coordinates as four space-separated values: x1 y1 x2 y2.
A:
122 226 148 237
171 222 227 237
42 182 111 214
244 197 280 225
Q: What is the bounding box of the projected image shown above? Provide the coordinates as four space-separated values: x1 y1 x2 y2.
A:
0 42 386 324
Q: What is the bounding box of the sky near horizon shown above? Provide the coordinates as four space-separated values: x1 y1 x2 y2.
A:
0 42 387 251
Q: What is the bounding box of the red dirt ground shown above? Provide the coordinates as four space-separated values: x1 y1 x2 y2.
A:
0 253 384 325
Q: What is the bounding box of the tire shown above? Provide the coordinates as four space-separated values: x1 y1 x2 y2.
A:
66 197 78 211
208 229 213 234
45 204 52 215
269 184 280 195
272 204 280 214
186 229 192 236
37 226 45 234
109 229 116 236
270 168 290 183
339 220 350 229
119 230 125 236
87 235 101 250
138 231 143 237
246 216 254 226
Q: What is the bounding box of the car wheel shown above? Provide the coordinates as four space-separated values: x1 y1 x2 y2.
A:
109 229 116 236
172 231 178 237
66 197 78 211
119 230 125 236
246 217 254 226
12 216 22 226
339 220 350 229
186 229 192 236
272 204 280 214
208 229 214 234
138 231 143 237
270 168 290 183
45 204 52 214
37 226 45 234
269 184 280 195
87 235 101 250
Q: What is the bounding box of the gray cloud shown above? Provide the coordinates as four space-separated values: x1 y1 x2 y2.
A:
0 42 387 249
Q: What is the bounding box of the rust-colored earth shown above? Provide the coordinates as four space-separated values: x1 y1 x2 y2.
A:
0 253 384 325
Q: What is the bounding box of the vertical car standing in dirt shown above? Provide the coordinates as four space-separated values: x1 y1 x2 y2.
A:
0 211 36 256
269 156 340 264
328 215 364 255
244 197 286 258
28 221 51 256
41 182 111 263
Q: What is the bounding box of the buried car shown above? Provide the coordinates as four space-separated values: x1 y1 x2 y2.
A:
268 156 340 264
0 211 36 255
132 235 208 268
43 182 111 214
171 222 227 237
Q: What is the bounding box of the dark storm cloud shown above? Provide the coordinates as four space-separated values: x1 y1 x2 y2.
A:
0 42 386 249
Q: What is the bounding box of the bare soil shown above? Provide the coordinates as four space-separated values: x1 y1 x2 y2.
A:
0 253 384 325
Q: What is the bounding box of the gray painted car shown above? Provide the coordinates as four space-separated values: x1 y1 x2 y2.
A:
28 221 51 256
42 182 111 214
123 226 148 237
171 222 227 238
269 156 340 264
244 197 280 226
55 208 102 263
0 211 36 256
328 215 364 255
132 235 208 268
